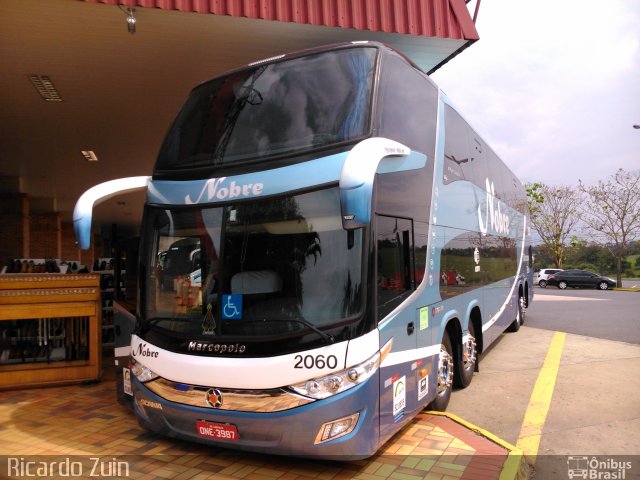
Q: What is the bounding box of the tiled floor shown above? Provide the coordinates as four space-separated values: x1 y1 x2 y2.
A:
0 369 526 480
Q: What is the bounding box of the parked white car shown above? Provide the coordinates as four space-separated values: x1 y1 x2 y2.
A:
536 268 563 288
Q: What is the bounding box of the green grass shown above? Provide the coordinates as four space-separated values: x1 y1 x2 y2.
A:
625 254 640 278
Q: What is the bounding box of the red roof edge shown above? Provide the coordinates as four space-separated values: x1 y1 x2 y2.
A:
82 0 480 41
449 0 480 40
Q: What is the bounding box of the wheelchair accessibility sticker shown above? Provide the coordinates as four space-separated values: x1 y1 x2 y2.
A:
222 294 242 320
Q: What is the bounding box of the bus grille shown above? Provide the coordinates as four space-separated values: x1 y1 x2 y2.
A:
144 377 314 412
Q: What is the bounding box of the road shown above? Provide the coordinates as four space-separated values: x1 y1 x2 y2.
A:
445 287 640 479
526 286 640 344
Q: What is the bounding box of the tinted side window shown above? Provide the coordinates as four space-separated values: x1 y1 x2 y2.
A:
440 229 516 299
440 230 482 300
444 105 526 213
377 215 415 321
443 106 486 189
443 105 470 184
378 54 438 157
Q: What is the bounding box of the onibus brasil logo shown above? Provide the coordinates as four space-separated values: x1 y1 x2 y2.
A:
567 456 633 479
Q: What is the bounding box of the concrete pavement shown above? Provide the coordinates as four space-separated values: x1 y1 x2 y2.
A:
446 326 640 479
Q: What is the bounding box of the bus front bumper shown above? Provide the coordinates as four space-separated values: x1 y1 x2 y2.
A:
131 374 380 460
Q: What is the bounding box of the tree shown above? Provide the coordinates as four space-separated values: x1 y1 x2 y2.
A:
526 182 581 268
564 240 615 273
579 169 640 287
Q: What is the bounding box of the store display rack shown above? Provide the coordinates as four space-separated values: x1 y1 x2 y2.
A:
0 274 102 389
92 257 126 350
2 258 90 275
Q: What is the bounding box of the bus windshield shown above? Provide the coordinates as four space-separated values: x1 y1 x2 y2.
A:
155 47 376 171
142 187 364 341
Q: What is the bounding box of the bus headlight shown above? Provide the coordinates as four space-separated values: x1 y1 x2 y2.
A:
130 356 159 383
289 351 380 399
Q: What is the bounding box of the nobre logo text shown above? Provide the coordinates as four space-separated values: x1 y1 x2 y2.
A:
132 343 159 358
185 177 264 204
478 178 510 236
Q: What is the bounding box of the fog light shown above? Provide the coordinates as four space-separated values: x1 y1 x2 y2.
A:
314 413 360 444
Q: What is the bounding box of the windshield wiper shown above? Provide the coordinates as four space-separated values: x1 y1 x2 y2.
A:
245 317 335 344
212 67 266 164
147 317 196 325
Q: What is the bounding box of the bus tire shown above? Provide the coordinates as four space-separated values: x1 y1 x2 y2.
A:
428 331 454 411
507 295 525 332
454 322 476 388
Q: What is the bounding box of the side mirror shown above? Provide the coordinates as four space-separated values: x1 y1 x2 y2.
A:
73 176 151 249
339 137 426 229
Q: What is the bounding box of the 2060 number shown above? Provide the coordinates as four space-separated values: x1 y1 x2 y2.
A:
294 354 338 369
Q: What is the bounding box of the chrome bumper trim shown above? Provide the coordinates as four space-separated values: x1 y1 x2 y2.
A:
145 377 314 412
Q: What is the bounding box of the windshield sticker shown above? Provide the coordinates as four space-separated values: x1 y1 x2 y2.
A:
222 294 242 320
202 303 216 335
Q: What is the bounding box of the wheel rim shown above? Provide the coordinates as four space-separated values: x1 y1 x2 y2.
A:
599 282 608 290
518 296 526 324
463 334 477 372
559 281 567 289
539 280 547 288
436 344 453 396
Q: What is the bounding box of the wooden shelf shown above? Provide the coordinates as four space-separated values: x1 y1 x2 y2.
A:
0 274 102 390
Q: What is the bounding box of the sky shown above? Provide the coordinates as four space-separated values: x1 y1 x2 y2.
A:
430 0 640 188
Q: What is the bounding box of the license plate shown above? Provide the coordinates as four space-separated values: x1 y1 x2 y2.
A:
195 421 239 441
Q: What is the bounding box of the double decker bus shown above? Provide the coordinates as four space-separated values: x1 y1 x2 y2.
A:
74 41 533 459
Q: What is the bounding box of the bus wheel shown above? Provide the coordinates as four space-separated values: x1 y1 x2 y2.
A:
428 331 454 411
454 322 476 388
508 295 525 332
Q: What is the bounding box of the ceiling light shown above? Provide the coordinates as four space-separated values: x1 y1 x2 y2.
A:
119 6 136 34
81 150 99 162
127 13 136 33
28 75 63 102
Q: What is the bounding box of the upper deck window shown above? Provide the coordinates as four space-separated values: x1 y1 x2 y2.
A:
155 47 376 172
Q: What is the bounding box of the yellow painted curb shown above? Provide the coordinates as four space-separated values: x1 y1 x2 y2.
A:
516 331 566 462
425 411 530 480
